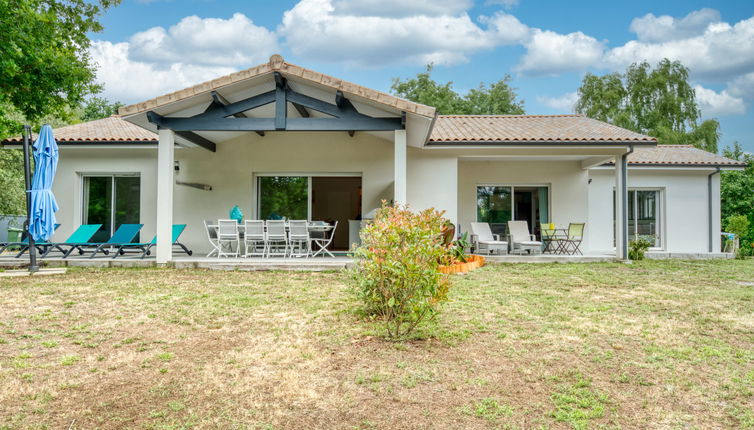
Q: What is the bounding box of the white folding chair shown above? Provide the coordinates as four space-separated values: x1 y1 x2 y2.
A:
203 219 221 258
217 219 240 258
287 220 311 258
243 220 265 257
311 221 338 258
265 220 287 258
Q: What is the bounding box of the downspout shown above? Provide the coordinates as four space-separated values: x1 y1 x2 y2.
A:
620 145 634 260
708 167 721 253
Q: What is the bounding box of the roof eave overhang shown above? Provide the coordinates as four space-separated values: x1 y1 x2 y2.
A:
594 163 746 170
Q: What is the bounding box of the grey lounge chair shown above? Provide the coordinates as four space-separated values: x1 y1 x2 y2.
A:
469 222 508 255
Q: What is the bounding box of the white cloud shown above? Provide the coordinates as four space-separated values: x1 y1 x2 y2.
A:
515 29 604 76
728 72 754 99
629 8 720 42
537 92 578 112
605 15 754 81
278 0 528 67
90 41 236 103
333 0 473 17
694 85 745 117
88 13 278 103
130 13 278 67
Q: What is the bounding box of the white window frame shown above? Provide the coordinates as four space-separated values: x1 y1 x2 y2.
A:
253 172 362 220
474 183 551 223
80 173 141 236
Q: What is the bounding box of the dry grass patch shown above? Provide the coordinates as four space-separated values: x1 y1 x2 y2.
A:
0 260 752 429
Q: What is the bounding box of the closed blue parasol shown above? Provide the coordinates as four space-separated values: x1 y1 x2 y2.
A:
28 125 59 241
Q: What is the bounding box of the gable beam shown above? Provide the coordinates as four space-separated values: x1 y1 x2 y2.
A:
274 72 287 130
174 131 217 152
210 91 264 136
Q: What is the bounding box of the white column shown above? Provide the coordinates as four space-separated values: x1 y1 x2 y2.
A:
156 129 175 263
394 129 407 205
614 154 627 260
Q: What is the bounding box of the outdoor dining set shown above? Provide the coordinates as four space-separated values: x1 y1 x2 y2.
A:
204 219 338 258
469 220 585 255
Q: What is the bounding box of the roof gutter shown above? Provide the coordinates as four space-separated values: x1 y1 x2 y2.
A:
708 167 721 253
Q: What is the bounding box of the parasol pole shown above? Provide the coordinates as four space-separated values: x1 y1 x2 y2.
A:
22 125 38 273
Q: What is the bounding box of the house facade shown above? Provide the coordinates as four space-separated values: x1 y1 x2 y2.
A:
2 55 745 261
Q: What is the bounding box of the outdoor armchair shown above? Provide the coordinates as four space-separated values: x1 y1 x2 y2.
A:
507 220 542 255
469 222 508 255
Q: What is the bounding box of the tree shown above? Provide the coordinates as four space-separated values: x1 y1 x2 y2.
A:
391 65 525 115
0 0 120 137
80 97 124 121
721 142 754 254
575 59 720 152
0 0 119 215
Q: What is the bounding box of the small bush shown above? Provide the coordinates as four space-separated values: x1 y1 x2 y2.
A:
628 237 653 260
726 214 751 259
350 203 450 339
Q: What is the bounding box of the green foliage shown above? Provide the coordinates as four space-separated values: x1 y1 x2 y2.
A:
726 214 751 259
0 0 120 130
721 143 754 255
80 97 124 121
350 202 451 339
448 232 471 264
0 0 120 215
391 64 525 115
629 237 653 260
575 59 719 152
0 150 25 215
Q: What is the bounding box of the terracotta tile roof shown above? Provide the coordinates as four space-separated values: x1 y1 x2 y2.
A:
428 114 657 144
620 145 747 167
119 54 436 118
2 116 158 144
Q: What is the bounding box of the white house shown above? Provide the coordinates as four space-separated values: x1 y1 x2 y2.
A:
2 55 745 262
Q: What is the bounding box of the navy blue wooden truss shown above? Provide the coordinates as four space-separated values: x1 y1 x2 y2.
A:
147 72 405 151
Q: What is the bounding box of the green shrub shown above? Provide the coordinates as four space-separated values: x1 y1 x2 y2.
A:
350 202 450 339
628 237 653 260
726 214 751 259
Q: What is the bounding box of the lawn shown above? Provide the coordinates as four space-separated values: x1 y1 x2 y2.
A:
1 260 752 429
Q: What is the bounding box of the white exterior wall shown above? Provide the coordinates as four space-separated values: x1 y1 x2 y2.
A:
458 160 590 250
588 168 721 253
49 148 158 245
50 132 463 255
407 148 458 222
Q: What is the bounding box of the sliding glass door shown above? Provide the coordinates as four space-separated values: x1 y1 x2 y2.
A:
476 185 549 237
614 189 662 248
257 176 309 220
83 175 140 242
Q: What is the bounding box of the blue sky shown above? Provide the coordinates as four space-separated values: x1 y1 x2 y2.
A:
90 0 754 152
